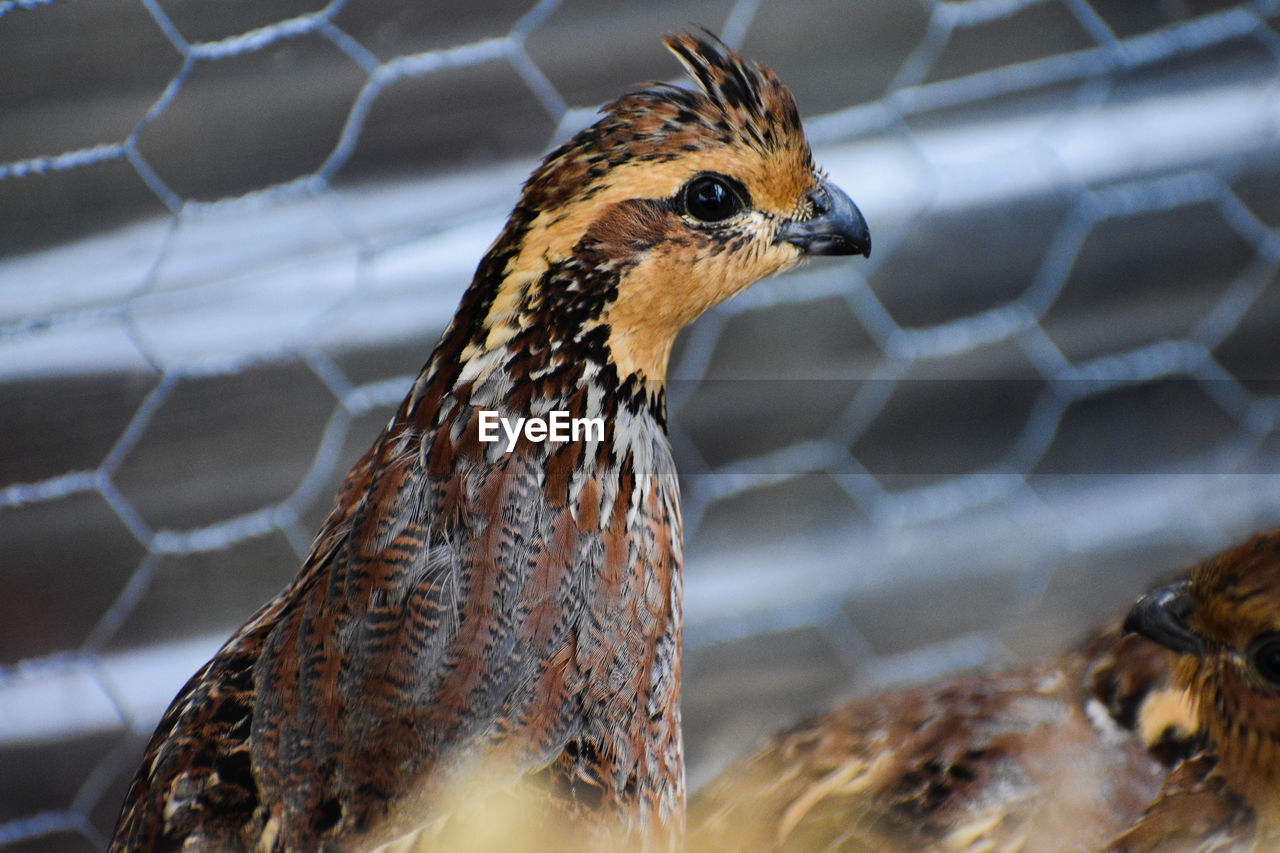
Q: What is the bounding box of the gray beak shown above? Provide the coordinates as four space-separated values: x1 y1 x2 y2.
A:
1123 580 1205 657
775 177 871 258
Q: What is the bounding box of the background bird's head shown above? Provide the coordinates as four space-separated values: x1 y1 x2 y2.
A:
462 32 869 390
1125 530 1280 818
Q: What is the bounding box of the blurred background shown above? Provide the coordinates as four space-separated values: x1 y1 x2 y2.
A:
2 0 1279 849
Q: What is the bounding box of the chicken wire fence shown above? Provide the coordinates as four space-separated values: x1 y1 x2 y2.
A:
3 0 1280 848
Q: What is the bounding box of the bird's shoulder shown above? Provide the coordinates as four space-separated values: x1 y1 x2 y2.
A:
109 439 388 851
108 608 281 850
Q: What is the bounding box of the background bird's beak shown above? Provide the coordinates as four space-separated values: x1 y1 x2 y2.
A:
1124 580 1205 657
776 178 871 258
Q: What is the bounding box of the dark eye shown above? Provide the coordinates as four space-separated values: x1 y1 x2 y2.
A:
681 175 743 223
1248 633 1280 686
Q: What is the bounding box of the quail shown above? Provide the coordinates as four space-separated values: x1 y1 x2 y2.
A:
110 33 870 852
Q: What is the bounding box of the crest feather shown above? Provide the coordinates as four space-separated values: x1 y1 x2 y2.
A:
661 32 805 154
514 32 815 222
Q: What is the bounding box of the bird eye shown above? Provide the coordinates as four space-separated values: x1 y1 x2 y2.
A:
1248 633 1280 687
681 174 743 223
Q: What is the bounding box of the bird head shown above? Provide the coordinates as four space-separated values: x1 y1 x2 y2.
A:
456 33 869 396
1125 530 1280 819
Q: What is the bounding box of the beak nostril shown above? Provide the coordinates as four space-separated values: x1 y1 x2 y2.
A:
776 177 871 258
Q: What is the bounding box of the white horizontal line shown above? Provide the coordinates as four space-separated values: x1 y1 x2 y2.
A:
2 73 1275 380
0 635 221 746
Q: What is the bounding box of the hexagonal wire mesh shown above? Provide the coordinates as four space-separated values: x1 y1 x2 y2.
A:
2 0 1280 848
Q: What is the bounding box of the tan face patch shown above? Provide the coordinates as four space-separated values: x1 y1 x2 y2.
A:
479 146 817 376
600 214 803 381
512 146 813 271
